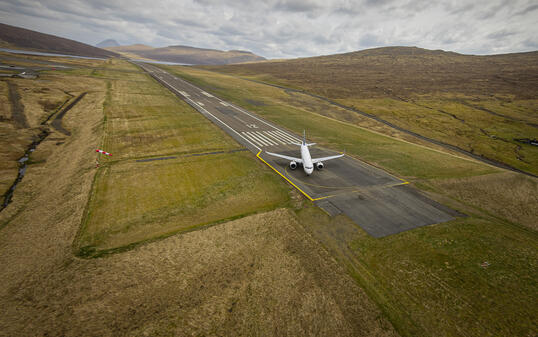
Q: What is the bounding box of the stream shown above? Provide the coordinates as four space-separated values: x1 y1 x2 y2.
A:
1 130 49 212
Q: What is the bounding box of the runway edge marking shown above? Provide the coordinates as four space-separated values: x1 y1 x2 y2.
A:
256 151 332 202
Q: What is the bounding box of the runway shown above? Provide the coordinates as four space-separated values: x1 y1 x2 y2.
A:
137 62 460 237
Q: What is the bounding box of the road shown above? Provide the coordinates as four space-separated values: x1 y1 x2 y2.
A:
137 62 460 237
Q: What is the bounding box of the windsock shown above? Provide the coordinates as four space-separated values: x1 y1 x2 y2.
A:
95 149 112 156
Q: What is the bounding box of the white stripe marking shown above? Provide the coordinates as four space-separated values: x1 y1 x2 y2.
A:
201 91 214 97
241 132 264 147
178 91 190 97
220 101 229 106
256 132 278 146
247 132 271 146
273 130 299 143
265 131 290 144
251 132 272 145
197 101 204 106
278 130 301 143
244 132 268 147
262 131 285 145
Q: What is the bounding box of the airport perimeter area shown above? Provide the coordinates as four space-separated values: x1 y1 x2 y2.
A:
139 62 461 237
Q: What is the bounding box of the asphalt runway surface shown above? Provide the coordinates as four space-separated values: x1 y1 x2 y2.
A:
137 62 459 237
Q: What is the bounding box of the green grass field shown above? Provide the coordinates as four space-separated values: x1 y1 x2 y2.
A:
102 75 241 161
76 62 290 256
341 95 538 175
159 64 538 337
298 205 537 337
80 151 288 253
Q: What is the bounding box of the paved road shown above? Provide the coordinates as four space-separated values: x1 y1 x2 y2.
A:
137 62 460 237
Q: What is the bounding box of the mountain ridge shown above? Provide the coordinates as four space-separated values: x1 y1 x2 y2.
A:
0 23 119 58
108 44 265 65
96 39 120 48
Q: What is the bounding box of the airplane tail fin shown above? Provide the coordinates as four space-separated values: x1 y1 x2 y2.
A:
302 130 316 146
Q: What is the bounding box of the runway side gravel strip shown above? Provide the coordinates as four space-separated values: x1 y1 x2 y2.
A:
137 62 460 237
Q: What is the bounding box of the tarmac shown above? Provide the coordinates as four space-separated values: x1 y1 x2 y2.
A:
137 62 460 237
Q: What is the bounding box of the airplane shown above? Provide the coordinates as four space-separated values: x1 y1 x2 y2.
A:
266 131 344 175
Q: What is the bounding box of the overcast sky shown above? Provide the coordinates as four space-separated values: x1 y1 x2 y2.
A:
1 0 537 59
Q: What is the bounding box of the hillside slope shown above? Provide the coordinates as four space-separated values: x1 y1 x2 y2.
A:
204 46 538 99
200 46 538 176
108 44 265 65
0 23 119 58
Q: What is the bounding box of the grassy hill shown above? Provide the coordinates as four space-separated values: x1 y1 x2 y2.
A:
200 46 538 176
0 23 119 58
203 46 538 99
108 44 265 65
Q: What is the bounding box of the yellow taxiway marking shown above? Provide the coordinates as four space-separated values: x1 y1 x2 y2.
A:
257 151 326 201
257 151 410 202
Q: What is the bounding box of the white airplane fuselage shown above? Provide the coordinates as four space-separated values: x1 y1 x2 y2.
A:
265 130 344 176
301 143 314 175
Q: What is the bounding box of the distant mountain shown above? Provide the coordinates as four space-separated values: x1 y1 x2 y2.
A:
107 44 265 65
96 39 119 48
0 23 119 58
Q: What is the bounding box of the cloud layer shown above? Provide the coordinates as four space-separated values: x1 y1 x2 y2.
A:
1 0 537 58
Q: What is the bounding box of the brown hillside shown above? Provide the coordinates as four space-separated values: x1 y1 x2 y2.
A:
0 23 119 58
109 44 265 65
202 46 538 99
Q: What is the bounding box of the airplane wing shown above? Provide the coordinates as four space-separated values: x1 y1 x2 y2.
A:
266 152 303 163
311 153 344 163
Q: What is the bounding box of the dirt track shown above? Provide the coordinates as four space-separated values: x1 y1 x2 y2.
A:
51 92 86 136
6 81 28 128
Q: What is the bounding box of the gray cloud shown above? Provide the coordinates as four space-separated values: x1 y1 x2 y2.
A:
0 0 536 59
514 3 538 16
274 0 322 13
487 30 518 40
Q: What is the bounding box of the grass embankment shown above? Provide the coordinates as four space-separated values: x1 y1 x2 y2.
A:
160 64 538 337
200 48 538 176
78 63 290 256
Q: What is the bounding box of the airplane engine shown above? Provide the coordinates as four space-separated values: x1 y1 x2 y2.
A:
289 161 297 170
316 162 324 170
